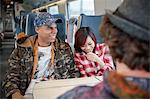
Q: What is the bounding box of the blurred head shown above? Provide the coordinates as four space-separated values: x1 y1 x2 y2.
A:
100 0 150 72
34 12 57 43
74 27 96 53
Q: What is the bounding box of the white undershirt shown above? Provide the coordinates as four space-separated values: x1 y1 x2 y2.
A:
34 46 52 80
25 46 52 96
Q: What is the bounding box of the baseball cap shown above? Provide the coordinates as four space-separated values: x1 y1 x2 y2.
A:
34 12 56 27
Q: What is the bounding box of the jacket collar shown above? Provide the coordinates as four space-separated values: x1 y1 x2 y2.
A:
104 71 150 98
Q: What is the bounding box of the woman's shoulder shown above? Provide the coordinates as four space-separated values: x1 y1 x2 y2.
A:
96 43 106 48
95 43 107 51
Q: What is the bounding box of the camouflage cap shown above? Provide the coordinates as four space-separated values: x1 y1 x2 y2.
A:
34 12 56 27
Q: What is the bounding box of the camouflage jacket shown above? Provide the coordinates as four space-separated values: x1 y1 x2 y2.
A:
2 34 80 98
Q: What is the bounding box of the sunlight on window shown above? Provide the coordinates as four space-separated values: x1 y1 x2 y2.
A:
48 5 59 15
68 0 80 18
82 0 95 15
68 0 95 18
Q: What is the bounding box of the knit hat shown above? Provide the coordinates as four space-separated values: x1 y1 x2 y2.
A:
106 0 150 42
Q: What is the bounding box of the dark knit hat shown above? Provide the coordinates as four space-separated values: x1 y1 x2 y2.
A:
106 0 150 42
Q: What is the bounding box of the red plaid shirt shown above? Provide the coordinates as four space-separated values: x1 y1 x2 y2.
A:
74 43 114 77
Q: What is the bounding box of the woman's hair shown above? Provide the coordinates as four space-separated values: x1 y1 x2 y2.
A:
100 16 150 72
74 27 97 53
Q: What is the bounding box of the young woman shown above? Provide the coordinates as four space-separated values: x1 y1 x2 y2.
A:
74 27 114 77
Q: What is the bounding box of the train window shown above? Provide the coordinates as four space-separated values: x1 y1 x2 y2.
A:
82 0 95 15
68 0 95 18
48 5 59 15
68 0 80 18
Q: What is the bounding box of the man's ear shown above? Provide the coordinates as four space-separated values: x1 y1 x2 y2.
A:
35 27 39 33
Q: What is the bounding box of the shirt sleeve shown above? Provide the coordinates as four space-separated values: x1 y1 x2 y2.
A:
63 43 81 78
2 47 23 97
74 53 88 77
102 45 114 71
96 44 114 76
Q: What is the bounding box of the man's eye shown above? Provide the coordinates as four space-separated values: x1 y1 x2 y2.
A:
46 26 51 29
49 27 57 29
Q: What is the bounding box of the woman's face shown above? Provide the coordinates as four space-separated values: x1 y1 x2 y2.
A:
80 36 95 53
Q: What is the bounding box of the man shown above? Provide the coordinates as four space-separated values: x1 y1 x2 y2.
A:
2 12 80 98
58 0 150 98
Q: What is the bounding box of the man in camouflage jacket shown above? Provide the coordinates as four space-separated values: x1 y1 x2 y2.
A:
2 12 80 98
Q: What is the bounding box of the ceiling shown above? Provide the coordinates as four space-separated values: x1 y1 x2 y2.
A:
3 0 55 9
3 0 23 5
2 0 23 11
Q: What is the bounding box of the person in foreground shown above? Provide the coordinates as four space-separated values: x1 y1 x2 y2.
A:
74 27 114 77
58 0 150 98
2 12 80 99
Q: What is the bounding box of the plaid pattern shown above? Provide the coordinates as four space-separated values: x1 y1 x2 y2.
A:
74 43 114 77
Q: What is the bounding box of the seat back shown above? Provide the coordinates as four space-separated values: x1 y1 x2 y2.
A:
53 14 66 41
78 14 104 43
25 13 37 36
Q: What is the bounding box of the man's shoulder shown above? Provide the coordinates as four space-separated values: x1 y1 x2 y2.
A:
16 34 37 48
56 39 71 49
60 42 71 50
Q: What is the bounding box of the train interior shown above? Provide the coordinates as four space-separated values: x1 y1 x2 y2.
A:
0 0 123 98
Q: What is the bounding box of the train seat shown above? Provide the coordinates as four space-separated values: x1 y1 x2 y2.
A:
78 14 104 43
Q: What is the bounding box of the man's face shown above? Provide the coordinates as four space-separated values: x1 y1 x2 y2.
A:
36 23 57 43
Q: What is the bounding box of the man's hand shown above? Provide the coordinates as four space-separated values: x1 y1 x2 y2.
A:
12 92 26 99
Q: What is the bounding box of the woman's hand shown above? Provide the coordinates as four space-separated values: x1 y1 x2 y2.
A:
86 52 99 62
86 52 105 68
